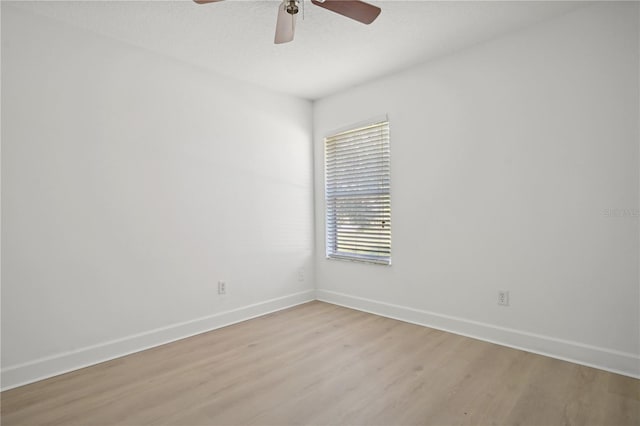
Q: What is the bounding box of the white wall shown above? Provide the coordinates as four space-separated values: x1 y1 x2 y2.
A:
314 2 640 377
1 5 314 388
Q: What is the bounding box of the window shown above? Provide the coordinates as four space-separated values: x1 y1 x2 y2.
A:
325 120 391 265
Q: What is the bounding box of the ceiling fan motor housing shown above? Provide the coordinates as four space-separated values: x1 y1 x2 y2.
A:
286 0 299 15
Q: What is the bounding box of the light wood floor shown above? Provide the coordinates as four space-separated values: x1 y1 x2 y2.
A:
2 301 639 426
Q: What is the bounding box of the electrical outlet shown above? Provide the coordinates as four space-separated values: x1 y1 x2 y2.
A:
498 290 509 306
297 268 304 282
218 281 226 295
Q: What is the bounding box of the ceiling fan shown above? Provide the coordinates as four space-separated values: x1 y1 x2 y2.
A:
193 0 382 44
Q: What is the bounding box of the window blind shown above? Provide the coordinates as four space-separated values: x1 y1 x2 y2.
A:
325 121 391 265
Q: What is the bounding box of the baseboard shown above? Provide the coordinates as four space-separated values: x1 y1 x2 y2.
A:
316 289 640 379
1 289 316 391
4 288 637 391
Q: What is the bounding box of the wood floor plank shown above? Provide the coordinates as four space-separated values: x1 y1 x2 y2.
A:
2 301 638 426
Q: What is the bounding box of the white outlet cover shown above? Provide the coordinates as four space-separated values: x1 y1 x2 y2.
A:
498 291 509 306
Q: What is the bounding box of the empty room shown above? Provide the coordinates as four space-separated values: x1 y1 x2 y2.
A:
1 0 638 425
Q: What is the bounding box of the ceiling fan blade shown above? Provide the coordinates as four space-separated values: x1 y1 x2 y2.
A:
311 0 380 24
274 2 296 44
193 0 224 4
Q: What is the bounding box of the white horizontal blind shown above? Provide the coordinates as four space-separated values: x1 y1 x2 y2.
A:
325 121 391 265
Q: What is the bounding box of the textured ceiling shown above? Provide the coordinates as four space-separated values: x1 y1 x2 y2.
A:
7 0 584 100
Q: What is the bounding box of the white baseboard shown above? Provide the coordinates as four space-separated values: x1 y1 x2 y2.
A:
316 289 640 379
1 290 316 391
3 288 637 391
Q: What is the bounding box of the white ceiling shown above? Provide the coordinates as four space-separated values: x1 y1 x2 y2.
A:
8 0 585 100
